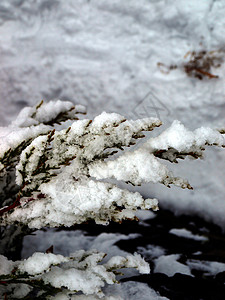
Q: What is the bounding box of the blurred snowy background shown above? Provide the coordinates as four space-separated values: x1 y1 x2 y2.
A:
0 1 225 298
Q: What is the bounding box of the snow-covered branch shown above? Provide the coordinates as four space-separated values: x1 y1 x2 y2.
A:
0 100 224 298
0 101 224 228
0 250 149 298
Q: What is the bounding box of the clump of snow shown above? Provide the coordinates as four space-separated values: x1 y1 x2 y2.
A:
154 254 192 277
18 252 69 275
43 266 108 296
146 120 224 159
22 231 153 299
34 100 83 124
0 254 14 275
169 228 208 242
0 100 85 164
138 245 165 260
90 111 126 132
11 100 85 128
89 149 191 189
105 253 150 274
147 121 196 152
0 124 51 159
3 175 158 228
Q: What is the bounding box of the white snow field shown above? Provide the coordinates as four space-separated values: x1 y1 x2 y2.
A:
0 1 225 299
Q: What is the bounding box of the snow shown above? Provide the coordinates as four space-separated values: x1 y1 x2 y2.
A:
43 265 108 296
0 283 32 299
107 281 169 300
3 113 170 228
0 0 224 229
0 124 51 157
22 230 140 260
154 254 192 277
1 248 149 298
0 0 225 298
18 252 69 275
3 175 158 228
0 99 85 159
21 230 164 299
105 253 150 274
0 254 14 275
42 251 148 296
138 245 165 260
15 134 49 186
146 120 224 153
187 259 225 276
51 282 168 300
91 111 126 131
89 148 190 188
169 228 208 242
11 99 85 127
6 113 222 229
